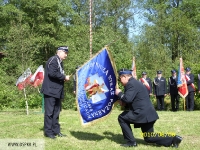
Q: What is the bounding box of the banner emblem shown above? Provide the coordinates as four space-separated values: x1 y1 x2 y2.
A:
76 48 117 126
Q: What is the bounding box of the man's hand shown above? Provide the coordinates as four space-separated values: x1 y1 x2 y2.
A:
118 100 126 106
115 88 122 95
65 75 70 81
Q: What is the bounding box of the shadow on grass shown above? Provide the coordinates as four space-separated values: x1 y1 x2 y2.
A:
103 131 147 145
70 130 148 145
70 131 105 141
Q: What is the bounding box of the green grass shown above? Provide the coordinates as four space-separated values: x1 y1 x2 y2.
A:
0 109 199 150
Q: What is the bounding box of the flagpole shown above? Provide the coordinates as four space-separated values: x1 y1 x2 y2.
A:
132 56 137 79
89 0 92 58
23 88 29 115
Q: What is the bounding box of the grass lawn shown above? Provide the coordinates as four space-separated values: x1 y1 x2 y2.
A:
0 109 199 150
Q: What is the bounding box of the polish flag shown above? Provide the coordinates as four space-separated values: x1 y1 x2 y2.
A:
177 58 188 98
30 65 44 87
16 68 32 90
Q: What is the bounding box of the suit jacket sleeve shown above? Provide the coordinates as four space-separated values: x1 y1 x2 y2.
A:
48 57 65 81
168 78 170 93
117 83 137 103
164 78 167 94
149 78 152 94
186 74 194 85
153 78 156 95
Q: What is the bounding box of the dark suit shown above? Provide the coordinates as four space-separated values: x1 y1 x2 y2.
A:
41 55 66 136
185 73 195 111
168 76 180 111
153 77 167 110
117 77 173 147
139 77 152 95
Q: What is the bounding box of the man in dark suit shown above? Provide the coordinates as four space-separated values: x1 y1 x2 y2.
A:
139 71 152 97
115 69 182 148
168 70 180 111
185 67 195 111
153 71 167 111
41 46 70 139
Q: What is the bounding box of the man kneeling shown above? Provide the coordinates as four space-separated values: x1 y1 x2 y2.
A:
115 69 182 148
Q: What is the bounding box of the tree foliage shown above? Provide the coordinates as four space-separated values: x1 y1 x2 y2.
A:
133 0 200 78
0 0 134 109
0 0 199 110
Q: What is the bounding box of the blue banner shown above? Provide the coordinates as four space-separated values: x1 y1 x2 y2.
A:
76 48 117 126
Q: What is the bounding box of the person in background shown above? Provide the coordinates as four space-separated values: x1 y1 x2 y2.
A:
41 46 70 139
153 71 167 111
168 70 180 111
139 71 152 97
115 68 182 148
185 67 195 111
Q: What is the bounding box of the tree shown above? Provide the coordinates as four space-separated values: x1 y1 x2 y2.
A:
133 0 200 75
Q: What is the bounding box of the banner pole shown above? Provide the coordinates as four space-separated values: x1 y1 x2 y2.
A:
23 87 29 115
89 0 93 58
184 98 185 111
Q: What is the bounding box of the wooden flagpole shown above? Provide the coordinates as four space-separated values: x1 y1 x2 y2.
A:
23 88 29 115
89 0 92 58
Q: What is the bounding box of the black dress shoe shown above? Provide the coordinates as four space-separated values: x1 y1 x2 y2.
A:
55 133 66 137
120 142 137 147
44 134 56 139
172 135 182 148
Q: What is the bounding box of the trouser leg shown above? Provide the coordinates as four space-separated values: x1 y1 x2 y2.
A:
156 96 161 110
175 95 180 110
188 92 194 111
185 95 189 110
118 111 136 143
171 95 175 111
160 96 165 110
52 98 61 134
141 121 173 147
44 95 56 135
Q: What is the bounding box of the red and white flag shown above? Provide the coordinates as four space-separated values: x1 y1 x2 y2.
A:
131 56 137 79
177 58 188 98
30 65 44 87
16 68 32 90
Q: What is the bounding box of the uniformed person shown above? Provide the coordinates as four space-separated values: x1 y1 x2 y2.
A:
168 70 180 111
198 73 200 93
41 46 70 139
185 67 195 111
115 69 182 148
139 71 152 97
153 71 167 111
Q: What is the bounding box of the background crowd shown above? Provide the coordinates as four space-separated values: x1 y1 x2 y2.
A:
138 67 199 111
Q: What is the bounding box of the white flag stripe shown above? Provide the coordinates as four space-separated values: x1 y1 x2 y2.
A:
30 65 44 82
16 68 32 86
